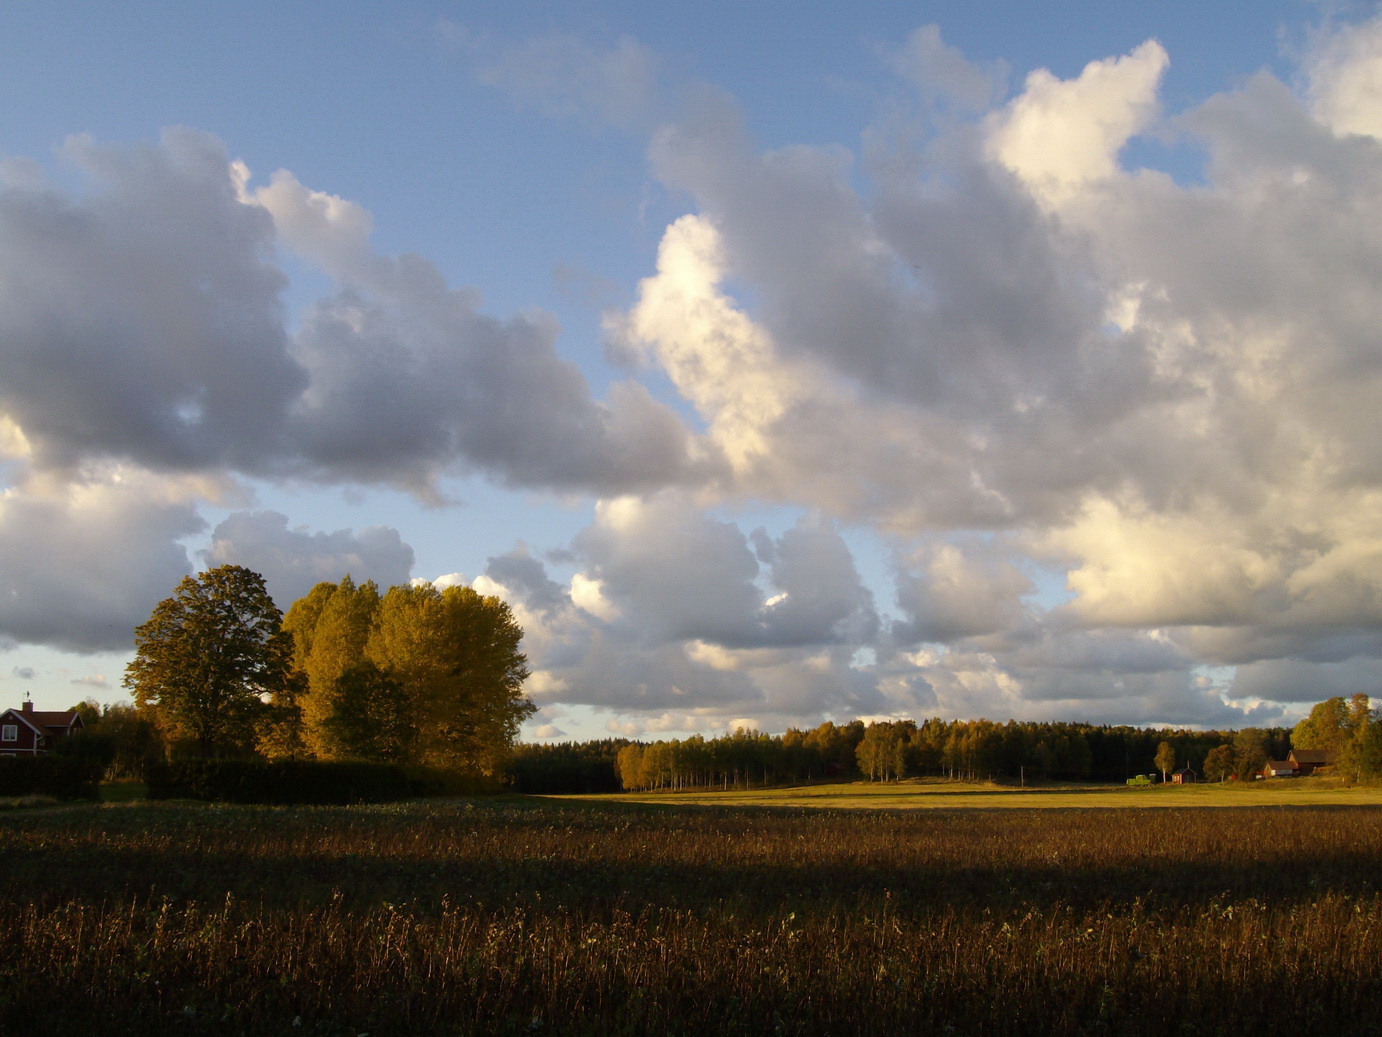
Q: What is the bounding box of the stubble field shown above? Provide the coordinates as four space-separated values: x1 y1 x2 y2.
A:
3 787 1381 1035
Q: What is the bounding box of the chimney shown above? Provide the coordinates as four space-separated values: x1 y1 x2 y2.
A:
21 695 32 713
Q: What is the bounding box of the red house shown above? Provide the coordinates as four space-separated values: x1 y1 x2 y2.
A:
0 700 85 756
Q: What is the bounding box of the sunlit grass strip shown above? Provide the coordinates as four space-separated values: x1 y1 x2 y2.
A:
575 776 1382 809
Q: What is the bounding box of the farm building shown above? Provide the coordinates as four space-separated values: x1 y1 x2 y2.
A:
1262 760 1296 778
1171 767 1198 784
1287 749 1334 775
0 700 84 756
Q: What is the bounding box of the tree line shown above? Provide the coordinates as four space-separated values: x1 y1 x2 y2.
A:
75 564 1382 794
117 565 533 773
604 718 1297 792
512 717 1346 793
591 697 1382 793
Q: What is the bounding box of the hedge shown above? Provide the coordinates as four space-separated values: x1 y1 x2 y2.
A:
0 755 102 800
145 759 498 804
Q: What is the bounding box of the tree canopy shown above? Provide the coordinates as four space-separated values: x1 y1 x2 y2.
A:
125 569 534 771
1203 744 1234 782
1292 695 1369 757
279 576 534 773
124 565 292 758
1155 740 1177 782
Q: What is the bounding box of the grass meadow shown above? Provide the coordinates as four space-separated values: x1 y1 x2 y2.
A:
592 774 1382 810
3 783 1382 1034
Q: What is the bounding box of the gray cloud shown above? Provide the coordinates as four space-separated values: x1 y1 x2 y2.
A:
892 538 1033 645
1228 656 1382 707
287 286 704 495
0 131 711 500
886 25 1008 115
476 497 884 727
202 510 415 608
0 472 202 651
758 517 880 647
647 97 1113 440
484 547 571 617
0 129 302 475
572 495 878 651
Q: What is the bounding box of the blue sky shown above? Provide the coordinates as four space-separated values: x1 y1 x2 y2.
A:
2 1 1380 739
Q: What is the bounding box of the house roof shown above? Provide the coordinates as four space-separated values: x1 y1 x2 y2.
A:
1264 761 1295 770
1289 749 1332 764
32 710 82 733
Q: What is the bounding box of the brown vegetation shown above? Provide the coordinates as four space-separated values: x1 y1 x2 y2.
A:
3 799 1381 1034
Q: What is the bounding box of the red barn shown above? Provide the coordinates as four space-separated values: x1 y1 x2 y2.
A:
1287 749 1334 775
0 700 84 756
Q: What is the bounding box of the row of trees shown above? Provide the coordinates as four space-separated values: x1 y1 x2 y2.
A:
122 566 534 773
70 691 1382 793
107 565 1382 790
508 739 631 794
607 697 1382 794
608 718 1297 792
1187 727 1283 782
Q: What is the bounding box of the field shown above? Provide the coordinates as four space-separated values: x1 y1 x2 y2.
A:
3 785 1382 1035
589 774 1382 810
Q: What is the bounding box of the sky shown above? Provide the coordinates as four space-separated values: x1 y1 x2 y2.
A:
2 0 1381 740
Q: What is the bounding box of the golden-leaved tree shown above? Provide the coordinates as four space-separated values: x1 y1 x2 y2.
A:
1293 694 1382 783
279 577 533 773
296 576 384 759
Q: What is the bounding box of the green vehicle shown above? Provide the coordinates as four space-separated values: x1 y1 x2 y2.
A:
1126 774 1156 786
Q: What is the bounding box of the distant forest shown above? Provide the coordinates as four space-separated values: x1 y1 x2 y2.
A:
507 719 1293 795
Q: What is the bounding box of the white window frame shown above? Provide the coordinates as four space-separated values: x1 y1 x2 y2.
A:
1 724 17 742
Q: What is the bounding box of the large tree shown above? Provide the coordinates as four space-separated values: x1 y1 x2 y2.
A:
294 576 383 759
1203 744 1234 782
365 583 533 773
281 578 534 772
124 565 292 758
1291 697 1356 757
1232 728 1270 779
1155 740 1177 784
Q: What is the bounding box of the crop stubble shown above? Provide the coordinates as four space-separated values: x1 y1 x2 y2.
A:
2 798 1379 1034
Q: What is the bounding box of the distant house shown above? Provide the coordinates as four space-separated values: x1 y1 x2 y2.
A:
1262 760 1296 778
1288 749 1334 775
0 701 84 756
1171 767 1198 784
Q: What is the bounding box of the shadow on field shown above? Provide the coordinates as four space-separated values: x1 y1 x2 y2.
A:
4 797 1380 920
